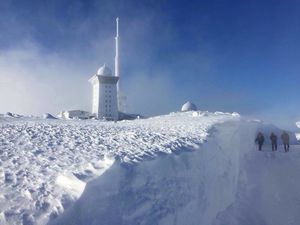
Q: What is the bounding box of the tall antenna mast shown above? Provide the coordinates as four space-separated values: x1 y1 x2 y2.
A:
115 17 120 90
115 17 126 112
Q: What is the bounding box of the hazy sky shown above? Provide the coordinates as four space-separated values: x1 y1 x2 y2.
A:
0 0 299 130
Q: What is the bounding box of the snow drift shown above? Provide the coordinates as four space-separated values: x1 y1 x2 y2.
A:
49 115 300 225
49 121 244 225
0 111 237 225
1 112 300 225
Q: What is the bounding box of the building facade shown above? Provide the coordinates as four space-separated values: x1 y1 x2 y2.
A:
89 65 119 120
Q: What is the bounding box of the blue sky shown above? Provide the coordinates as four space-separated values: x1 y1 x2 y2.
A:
0 0 299 130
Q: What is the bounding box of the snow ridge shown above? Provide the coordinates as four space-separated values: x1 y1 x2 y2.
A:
49 117 300 225
0 111 239 225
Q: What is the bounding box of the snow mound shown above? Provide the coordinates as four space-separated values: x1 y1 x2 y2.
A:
0 111 238 224
2 111 299 225
49 121 244 225
50 119 300 225
56 173 86 198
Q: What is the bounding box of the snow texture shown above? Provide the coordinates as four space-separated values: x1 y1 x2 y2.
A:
0 111 236 225
1 112 300 225
50 119 300 225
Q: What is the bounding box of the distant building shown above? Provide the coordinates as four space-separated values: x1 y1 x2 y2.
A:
181 101 197 112
58 110 92 119
89 65 119 120
43 113 57 119
88 18 126 121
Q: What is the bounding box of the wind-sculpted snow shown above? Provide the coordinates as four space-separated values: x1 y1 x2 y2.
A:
50 120 244 225
0 111 239 225
49 117 300 225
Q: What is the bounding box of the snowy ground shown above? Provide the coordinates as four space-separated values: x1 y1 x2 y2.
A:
1 111 300 225
49 119 300 225
0 111 238 225
215 145 300 225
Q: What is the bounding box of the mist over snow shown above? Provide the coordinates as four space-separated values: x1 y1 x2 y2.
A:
1 0 300 129
0 44 90 115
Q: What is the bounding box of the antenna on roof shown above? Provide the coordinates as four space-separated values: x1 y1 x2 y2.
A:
115 17 119 79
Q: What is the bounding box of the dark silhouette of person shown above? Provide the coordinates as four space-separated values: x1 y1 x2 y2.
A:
281 131 290 152
255 132 265 151
270 132 277 151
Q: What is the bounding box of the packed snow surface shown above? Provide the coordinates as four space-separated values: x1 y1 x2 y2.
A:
0 111 238 225
1 111 299 225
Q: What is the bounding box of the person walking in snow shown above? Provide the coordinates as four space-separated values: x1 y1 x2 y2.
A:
281 131 290 152
270 132 277 151
255 132 265 151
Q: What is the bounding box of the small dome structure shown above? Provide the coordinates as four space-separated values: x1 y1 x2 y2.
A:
181 101 197 112
97 64 112 76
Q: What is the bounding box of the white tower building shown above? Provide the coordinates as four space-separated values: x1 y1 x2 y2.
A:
89 64 119 120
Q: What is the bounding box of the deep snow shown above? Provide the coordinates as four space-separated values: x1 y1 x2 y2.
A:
0 111 237 224
50 120 300 225
0 111 299 225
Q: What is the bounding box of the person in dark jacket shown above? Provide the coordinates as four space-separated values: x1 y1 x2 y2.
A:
270 132 277 151
255 132 265 151
281 131 290 152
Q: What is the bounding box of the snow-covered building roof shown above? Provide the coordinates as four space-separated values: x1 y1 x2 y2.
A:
181 101 197 112
58 110 92 119
42 113 57 119
97 64 112 76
